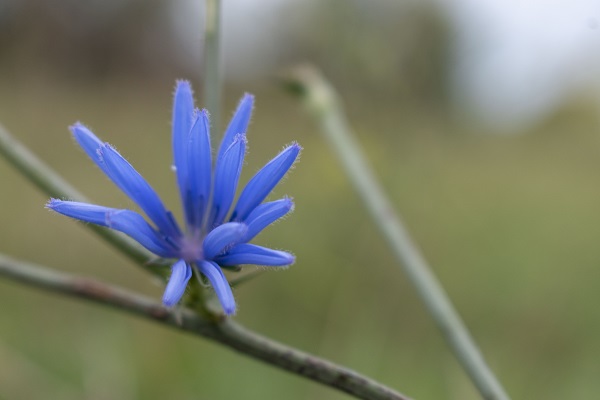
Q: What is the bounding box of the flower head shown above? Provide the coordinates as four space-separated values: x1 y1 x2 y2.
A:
47 81 300 315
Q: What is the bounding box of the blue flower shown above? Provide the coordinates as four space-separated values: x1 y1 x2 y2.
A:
47 81 300 315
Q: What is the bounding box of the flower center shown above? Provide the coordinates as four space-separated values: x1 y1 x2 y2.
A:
178 234 203 262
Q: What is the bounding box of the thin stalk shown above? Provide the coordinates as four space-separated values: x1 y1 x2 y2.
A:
0 253 411 400
203 0 222 134
0 123 163 279
282 65 510 400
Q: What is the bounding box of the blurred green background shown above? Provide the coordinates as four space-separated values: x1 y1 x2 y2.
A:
1 1 600 399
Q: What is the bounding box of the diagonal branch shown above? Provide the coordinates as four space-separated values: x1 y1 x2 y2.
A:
0 253 411 400
281 65 510 400
0 122 163 278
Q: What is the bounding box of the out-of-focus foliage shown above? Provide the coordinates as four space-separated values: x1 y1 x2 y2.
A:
1 1 599 400
0 0 450 105
297 0 450 104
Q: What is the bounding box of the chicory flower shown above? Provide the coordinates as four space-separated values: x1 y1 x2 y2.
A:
47 81 300 315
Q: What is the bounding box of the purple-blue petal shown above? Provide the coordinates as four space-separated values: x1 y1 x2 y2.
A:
172 80 195 209
209 134 246 227
198 260 236 315
215 243 295 267
47 199 112 226
70 123 108 174
162 260 192 307
230 143 301 222
46 200 175 257
98 144 181 239
242 197 294 242
203 222 247 259
217 93 254 161
105 210 177 258
185 109 212 229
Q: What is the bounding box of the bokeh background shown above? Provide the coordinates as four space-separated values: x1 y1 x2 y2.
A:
1 0 600 399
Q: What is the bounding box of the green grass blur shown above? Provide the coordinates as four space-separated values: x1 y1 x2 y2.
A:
1 74 600 400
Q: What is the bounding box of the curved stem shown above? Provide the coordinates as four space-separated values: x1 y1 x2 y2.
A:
203 0 222 134
0 123 163 278
0 253 411 400
282 66 510 400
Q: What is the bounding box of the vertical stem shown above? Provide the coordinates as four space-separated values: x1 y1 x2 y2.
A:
203 0 222 134
199 0 223 316
283 66 510 400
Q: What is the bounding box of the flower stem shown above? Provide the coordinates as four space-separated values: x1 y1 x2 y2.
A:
203 0 222 134
0 122 164 279
282 65 511 400
0 253 412 400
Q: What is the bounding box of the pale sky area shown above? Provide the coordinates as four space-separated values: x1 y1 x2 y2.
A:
439 0 600 130
174 0 600 131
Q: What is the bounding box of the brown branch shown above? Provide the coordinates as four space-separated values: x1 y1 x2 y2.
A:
0 253 411 400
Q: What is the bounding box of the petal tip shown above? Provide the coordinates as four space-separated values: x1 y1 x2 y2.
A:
175 79 192 91
193 108 211 124
289 141 303 153
276 250 296 266
233 133 248 145
282 252 296 266
69 122 92 140
162 296 178 308
69 121 85 132
162 261 192 307
223 303 237 315
283 196 295 211
241 92 255 103
45 198 60 210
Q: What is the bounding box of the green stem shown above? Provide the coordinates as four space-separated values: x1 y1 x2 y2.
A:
203 0 222 134
0 253 411 400
0 123 164 279
282 66 510 400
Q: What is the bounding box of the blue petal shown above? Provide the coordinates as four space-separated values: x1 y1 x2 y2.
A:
209 134 246 227
203 222 247 259
98 144 181 239
105 210 177 258
230 143 301 222
162 260 192 307
217 93 254 161
47 199 112 226
172 80 195 209
70 123 108 174
185 109 212 230
46 200 176 257
215 244 295 267
242 197 294 242
198 260 236 315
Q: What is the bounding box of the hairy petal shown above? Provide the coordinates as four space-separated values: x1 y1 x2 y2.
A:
215 244 295 267
47 199 113 226
46 200 175 257
70 123 108 174
198 260 236 315
242 197 294 242
162 260 192 307
98 144 181 238
203 222 247 259
172 80 195 207
231 143 301 222
105 210 177 258
185 109 212 229
209 134 246 227
217 93 254 161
